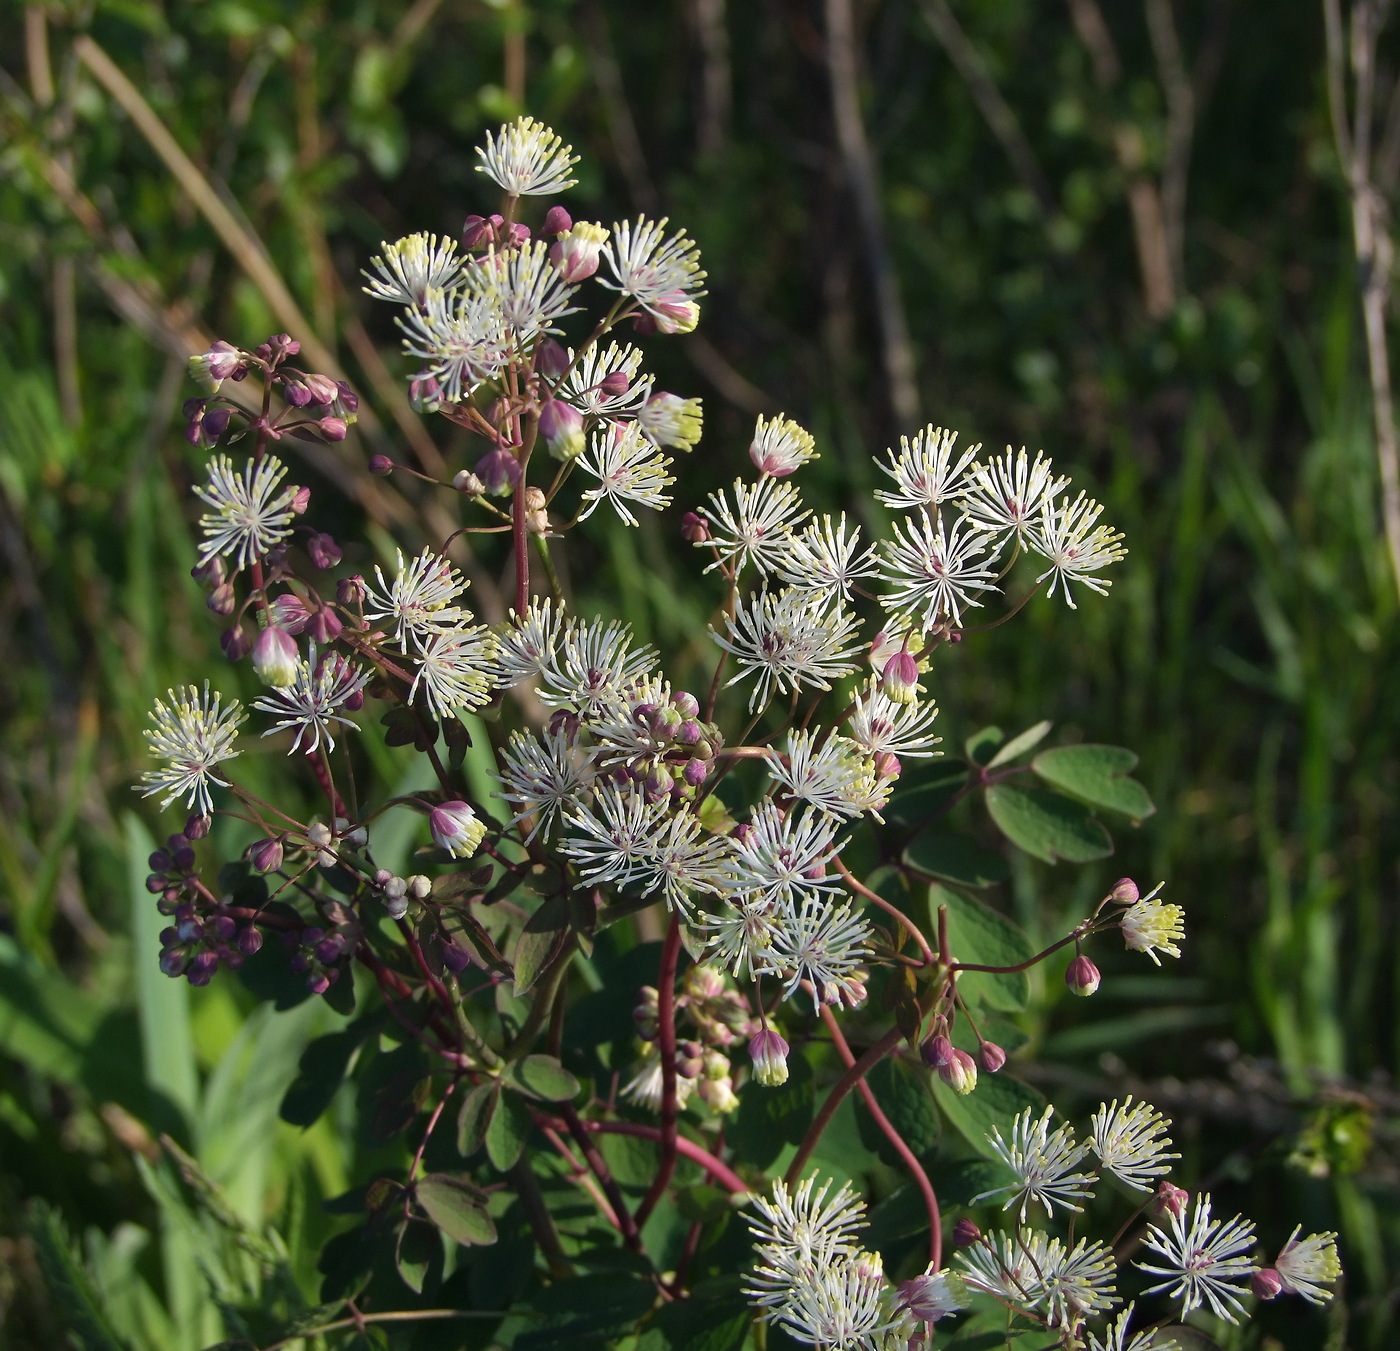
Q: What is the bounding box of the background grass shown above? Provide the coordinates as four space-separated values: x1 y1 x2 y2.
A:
1 1 1397 1347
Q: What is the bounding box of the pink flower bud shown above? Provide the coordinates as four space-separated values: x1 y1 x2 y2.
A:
409 374 442 412
539 398 586 460
307 532 342 569
429 801 486 859
952 1218 982 1248
921 1034 954 1069
462 213 503 249
252 625 299 688
977 1041 1007 1073
337 575 365 606
1252 1268 1283 1300
880 645 920 704
549 221 608 283
249 837 284 874
474 448 522 496
649 292 700 334
1153 1179 1189 1219
939 1048 978 1095
269 593 311 634
874 751 902 779
1065 954 1101 997
748 1027 790 1087
289 484 311 514
1111 877 1140 905
318 416 347 441
681 510 711 543
207 582 236 616
503 222 531 248
535 336 570 377
542 205 573 238
308 606 343 644
368 454 394 476
598 370 631 397
221 625 252 661
896 1270 965 1322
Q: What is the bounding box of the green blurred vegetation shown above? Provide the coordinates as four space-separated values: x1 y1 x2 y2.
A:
0 0 1396 1347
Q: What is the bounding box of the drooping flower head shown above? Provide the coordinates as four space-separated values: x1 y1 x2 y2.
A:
475 116 579 197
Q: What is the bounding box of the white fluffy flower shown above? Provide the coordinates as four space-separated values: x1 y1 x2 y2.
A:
961 446 1070 537
561 784 671 888
397 287 509 403
492 598 566 688
732 802 843 909
846 681 941 758
1137 1194 1257 1323
745 1175 867 1308
1027 490 1127 608
362 233 464 307
1274 1227 1342 1304
1088 1304 1179 1351
700 476 809 576
700 896 782 981
1090 1097 1179 1192
1120 886 1185 965
557 342 652 419
712 587 862 711
194 454 299 571
774 513 879 603
765 731 879 821
749 413 818 477
879 513 1000 627
364 547 471 649
874 425 979 510
577 422 675 526
138 683 245 816
253 648 370 753
976 1106 1097 1220
475 116 579 196
538 615 657 716
495 726 593 842
474 240 578 341
409 625 499 718
762 894 873 1008
601 216 707 314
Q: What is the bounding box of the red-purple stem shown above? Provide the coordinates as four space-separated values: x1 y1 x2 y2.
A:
634 915 683 1227
572 1119 749 1196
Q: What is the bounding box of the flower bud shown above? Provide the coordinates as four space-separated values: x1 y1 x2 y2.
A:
385 891 409 920
337 575 365 606
633 986 660 1040
409 374 442 413
188 951 219 986
542 205 573 238
1065 954 1101 997
307 822 333 849
237 925 263 956
252 626 299 687
408 874 432 899
539 398 586 460
441 941 472 975
683 965 726 1001
681 510 711 543
880 645 920 704
598 370 630 397
896 1270 967 1323
550 221 608 283
462 213 503 249
677 1040 706 1079
308 605 343 645
430 801 487 859
939 1048 978 1095
249 837 285 874
474 447 522 495
534 337 570 377
184 810 212 840
920 1033 954 1069
453 469 486 496
976 1041 1007 1073
1153 1179 1189 1219
269 593 311 634
1110 877 1140 905
221 625 252 660
189 340 244 393
368 454 394 476
207 581 237 615
639 392 703 451
503 222 531 248
874 751 902 780
1251 1268 1283 1301
952 1218 982 1248
698 1074 740 1114
307 532 342 569
649 292 701 335
748 1028 790 1087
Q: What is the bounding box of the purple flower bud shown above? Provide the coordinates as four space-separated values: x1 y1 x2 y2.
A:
503 222 531 248
269 593 311 634
286 484 310 515
896 1270 965 1323
680 758 707 788
1065 954 1101 997
183 813 211 842
368 454 394 476
462 213 501 249
977 1041 1007 1073
1252 1268 1283 1301
952 1217 982 1248
304 533 341 571
202 408 232 440
337 575 365 606
250 837 284 874
538 398 586 460
188 951 220 986
598 370 631 398
534 337 570 376
189 339 244 392
210 914 237 941
430 801 487 859
283 380 313 407
307 971 331 995
344 688 365 712
632 312 658 337
308 606 343 644
145 874 166 894
159 948 189 977
334 382 360 415
221 625 252 661
1153 1179 1189 1219
1111 877 1140 905
237 925 264 956
880 646 920 704
148 849 172 872
921 1034 954 1068
441 941 473 975
318 416 347 441
207 581 236 616
474 447 522 495
252 625 299 688
301 372 341 405
409 374 442 413
315 936 343 964
172 845 196 870
939 1048 978 1095
748 1027 790 1087
676 719 703 746
680 511 710 543
542 205 573 238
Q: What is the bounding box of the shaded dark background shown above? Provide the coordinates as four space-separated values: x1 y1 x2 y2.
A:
1 0 1396 1347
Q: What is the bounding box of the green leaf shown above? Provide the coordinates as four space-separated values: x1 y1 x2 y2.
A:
416 1173 498 1247
729 1048 814 1168
931 1071 1044 1162
513 895 569 996
1031 744 1155 820
513 1274 656 1350
485 1083 531 1171
457 1080 499 1157
394 1218 441 1295
987 720 1053 768
280 1020 373 1127
642 1275 751 1351
931 885 1034 1012
883 769 966 831
25 1199 131 1351
984 783 1113 863
964 726 1003 765
505 1054 580 1102
904 830 1009 888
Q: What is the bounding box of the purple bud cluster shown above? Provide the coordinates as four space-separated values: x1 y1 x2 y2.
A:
597 688 724 804
158 901 262 986
282 924 349 995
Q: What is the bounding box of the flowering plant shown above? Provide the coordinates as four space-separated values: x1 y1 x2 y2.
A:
138 117 1339 1348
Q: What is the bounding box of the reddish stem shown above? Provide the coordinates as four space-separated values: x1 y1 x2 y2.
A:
570 1119 749 1196
556 1102 643 1250
832 853 935 963
785 1024 904 1184
821 1006 941 1270
634 915 683 1227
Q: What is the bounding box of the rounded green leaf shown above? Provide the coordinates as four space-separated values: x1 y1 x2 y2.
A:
931 1070 1045 1162
904 830 1010 888
931 884 1034 1012
1031 744 1155 820
485 1085 531 1171
457 1080 499 1157
985 782 1113 863
416 1173 498 1247
505 1054 581 1102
